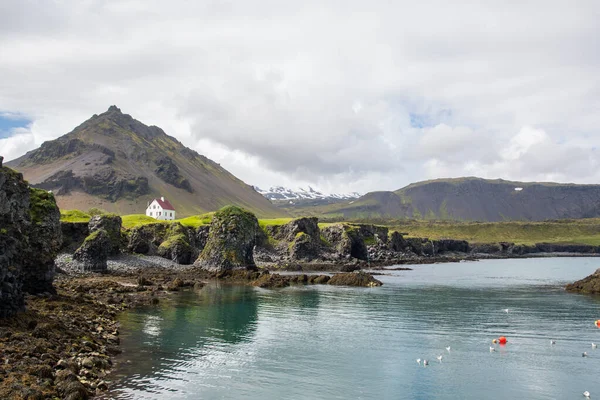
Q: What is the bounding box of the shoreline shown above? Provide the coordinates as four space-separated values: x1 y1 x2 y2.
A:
1 252 598 398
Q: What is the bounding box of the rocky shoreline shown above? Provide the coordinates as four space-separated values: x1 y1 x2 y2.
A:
1 257 387 399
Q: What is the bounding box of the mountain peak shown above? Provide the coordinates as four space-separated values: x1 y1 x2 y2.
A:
5 108 283 217
107 105 122 113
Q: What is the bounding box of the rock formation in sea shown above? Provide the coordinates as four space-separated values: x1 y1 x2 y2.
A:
565 268 600 294
194 205 259 271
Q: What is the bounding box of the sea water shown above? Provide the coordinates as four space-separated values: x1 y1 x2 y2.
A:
103 258 600 399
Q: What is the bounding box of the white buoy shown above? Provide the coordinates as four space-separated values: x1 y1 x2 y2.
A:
423 360 429 366
583 390 590 398
550 340 556 345
503 308 509 313
446 346 451 352
437 355 443 363
416 358 421 365
582 352 588 357
592 343 597 349
490 346 496 352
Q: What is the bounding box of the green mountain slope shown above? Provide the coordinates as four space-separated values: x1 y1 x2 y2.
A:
6 106 283 218
310 177 600 222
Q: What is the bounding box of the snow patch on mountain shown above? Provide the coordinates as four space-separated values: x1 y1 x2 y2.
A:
254 186 360 202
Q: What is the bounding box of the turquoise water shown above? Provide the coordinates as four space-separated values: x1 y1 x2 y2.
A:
104 258 600 399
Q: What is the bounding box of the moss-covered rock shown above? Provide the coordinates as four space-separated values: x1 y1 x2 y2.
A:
157 223 195 264
0 159 29 317
194 206 259 272
565 268 600 294
73 229 110 272
22 188 62 294
127 223 170 254
88 214 122 255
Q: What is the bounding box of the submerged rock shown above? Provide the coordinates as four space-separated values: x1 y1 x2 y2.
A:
194 206 259 271
566 268 600 294
328 271 383 287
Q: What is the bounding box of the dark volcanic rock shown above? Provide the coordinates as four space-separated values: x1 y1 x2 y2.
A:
282 218 321 261
389 231 409 252
127 223 169 254
328 271 383 287
22 188 62 294
432 239 470 254
321 224 352 256
61 221 89 252
0 162 29 317
157 223 195 264
88 214 122 255
35 168 149 200
566 268 600 294
155 156 193 193
194 206 259 271
73 229 110 272
1 161 62 314
195 225 210 252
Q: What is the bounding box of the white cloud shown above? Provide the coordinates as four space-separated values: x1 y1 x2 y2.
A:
1 0 599 193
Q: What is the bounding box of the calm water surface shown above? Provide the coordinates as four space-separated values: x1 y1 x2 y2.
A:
103 258 600 399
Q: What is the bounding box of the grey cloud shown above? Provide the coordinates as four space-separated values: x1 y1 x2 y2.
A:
0 0 599 193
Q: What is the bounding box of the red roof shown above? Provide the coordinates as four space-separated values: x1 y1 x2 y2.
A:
153 198 175 211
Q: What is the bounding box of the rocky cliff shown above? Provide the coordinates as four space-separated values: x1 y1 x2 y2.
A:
0 156 62 317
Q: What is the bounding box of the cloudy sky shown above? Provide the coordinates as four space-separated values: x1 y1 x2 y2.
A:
1 0 599 194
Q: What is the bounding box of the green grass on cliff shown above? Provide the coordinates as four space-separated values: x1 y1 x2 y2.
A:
60 209 91 223
389 218 600 245
176 212 214 228
121 214 158 229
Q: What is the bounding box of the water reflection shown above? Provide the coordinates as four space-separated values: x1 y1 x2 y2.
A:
104 258 600 400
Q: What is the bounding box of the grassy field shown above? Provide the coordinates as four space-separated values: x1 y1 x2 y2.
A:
389 218 600 245
60 208 600 246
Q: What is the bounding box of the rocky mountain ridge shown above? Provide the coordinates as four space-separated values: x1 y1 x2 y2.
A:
7 106 283 218
315 177 600 222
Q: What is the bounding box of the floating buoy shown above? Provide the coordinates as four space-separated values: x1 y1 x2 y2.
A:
492 338 498 344
498 336 507 345
595 320 600 328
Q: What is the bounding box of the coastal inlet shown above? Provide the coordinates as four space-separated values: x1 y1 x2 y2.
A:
104 258 600 400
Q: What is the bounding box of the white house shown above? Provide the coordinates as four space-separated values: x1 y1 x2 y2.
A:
146 197 176 220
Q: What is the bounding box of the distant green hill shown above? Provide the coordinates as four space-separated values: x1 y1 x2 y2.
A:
7 106 283 218
286 177 600 222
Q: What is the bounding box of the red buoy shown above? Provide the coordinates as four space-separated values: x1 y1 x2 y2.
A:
498 336 507 344
595 320 600 328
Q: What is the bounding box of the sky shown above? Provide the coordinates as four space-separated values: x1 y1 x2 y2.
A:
1 0 599 195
